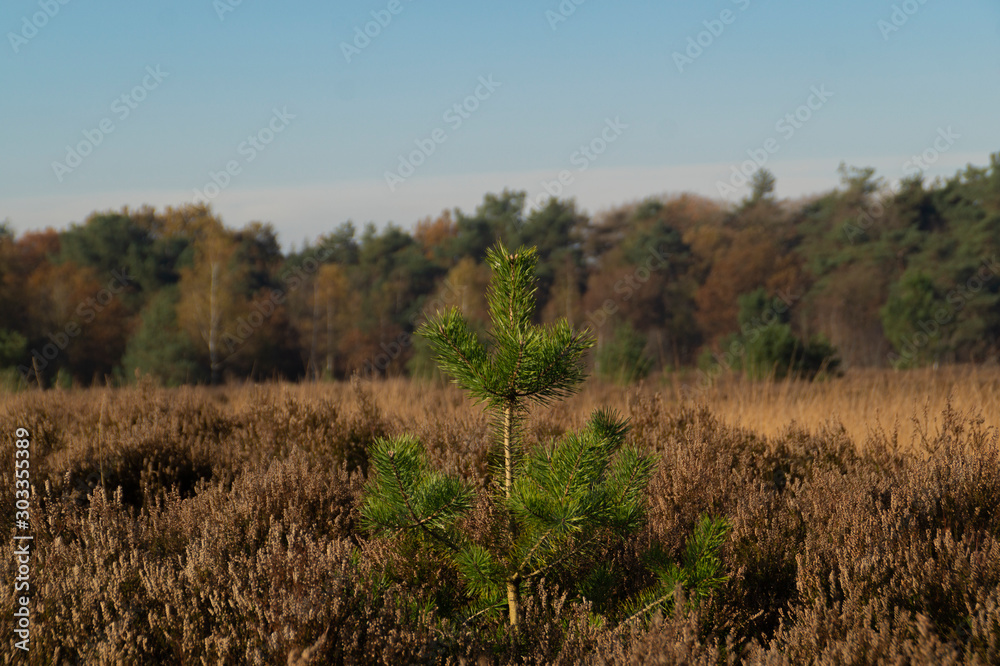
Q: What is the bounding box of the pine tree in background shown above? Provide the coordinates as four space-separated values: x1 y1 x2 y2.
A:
360 242 728 631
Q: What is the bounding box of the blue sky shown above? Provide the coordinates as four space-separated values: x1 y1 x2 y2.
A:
2 0 999 249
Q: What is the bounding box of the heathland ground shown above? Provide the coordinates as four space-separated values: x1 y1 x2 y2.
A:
2 367 998 663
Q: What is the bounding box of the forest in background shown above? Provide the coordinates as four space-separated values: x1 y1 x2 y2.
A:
2 154 999 388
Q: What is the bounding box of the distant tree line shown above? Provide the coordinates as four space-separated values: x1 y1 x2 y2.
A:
1 153 999 387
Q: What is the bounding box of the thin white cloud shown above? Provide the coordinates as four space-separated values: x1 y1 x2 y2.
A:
2 151 991 248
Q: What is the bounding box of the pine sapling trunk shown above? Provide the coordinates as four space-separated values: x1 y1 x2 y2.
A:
502 400 520 627
507 578 520 628
503 401 514 499
415 243 597 631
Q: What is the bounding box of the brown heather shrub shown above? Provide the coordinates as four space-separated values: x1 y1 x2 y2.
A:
2 369 999 664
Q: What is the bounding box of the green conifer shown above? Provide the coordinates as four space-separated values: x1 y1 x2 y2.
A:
360 242 727 630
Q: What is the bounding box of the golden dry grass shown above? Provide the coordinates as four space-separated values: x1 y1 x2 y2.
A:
660 365 1000 450
252 365 1000 455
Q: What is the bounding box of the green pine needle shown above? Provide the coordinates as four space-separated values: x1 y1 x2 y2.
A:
417 241 594 409
360 434 472 552
360 239 729 632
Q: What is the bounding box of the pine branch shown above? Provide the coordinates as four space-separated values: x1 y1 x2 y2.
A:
621 516 731 628
516 524 559 575
509 417 623 579
501 336 528 399
485 244 537 340
619 585 680 628
419 308 492 401
455 543 505 599
460 598 508 627
361 435 470 552
521 529 600 582
408 485 470 533
525 326 594 404
388 456 464 552
603 446 656 530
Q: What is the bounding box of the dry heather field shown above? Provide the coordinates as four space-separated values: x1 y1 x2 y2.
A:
2 367 1000 664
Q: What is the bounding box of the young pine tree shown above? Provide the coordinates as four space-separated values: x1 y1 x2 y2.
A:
360 242 726 630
